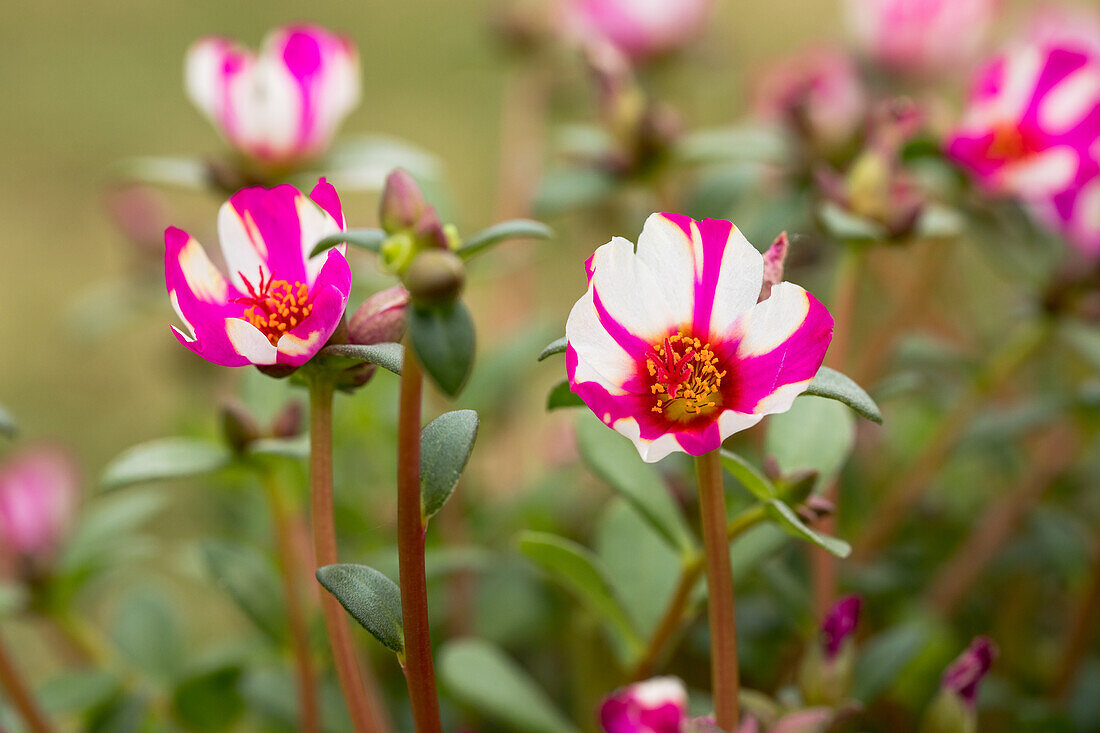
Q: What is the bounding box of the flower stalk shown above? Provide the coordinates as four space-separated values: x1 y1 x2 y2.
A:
396 344 444 733
308 373 380 733
0 633 55 733
695 449 740 731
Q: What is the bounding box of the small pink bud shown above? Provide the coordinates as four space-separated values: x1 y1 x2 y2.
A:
795 494 834 524
270 401 304 439
221 400 262 452
348 286 409 346
822 595 862 660
759 232 790 302
560 0 715 61
941 636 997 706
600 677 688 733
0 448 79 571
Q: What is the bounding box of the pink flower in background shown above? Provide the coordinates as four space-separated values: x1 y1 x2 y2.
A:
941 637 998 706
0 447 79 564
566 214 833 463
600 677 688 733
186 25 360 164
754 47 868 151
1027 5 1100 58
165 178 351 368
844 0 999 75
946 43 1100 203
821 595 862 660
1031 178 1100 257
561 0 714 60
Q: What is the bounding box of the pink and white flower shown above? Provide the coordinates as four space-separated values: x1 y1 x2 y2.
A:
165 178 351 368
0 447 79 565
560 0 714 60
946 42 1100 204
186 25 360 164
754 47 868 151
566 214 833 463
600 677 688 733
844 0 999 76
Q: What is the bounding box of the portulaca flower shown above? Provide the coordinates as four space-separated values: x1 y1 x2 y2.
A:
600 677 688 733
844 0 998 75
0 447 79 569
186 24 360 164
560 0 713 60
946 42 1100 205
165 178 351 368
566 214 833 463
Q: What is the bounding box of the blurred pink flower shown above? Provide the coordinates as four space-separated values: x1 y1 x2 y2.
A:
186 24 360 164
844 0 999 75
941 636 998 706
821 595 861 661
1030 179 1100 257
754 47 867 151
0 447 79 565
560 0 714 60
566 214 832 463
600 676 688 733
164 178 351 368
1027 5 1100 58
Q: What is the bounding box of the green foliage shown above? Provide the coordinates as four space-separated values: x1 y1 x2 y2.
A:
172 665 245 732
320 342 405 376
538 337 567 361
100 438 231 491
546 379 584 410
202 539 286 642
409 301 476 397
0 403 15 438
439 639 582 733
420 409 479 519
720 449 778 501
310 228 387 257
315 564 405 655
805 367 884 424
458 219 553 260
764 499 851 557
766 396 857 481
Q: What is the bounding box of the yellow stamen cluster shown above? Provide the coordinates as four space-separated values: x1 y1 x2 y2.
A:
242 280 312 346
647 333 726 420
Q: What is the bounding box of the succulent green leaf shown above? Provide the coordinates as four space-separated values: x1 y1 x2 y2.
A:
719 450 777 501
101 438 231 491
316 564 404 655
538 336 567 361
320 342 404 375
439 639 581 733
766 395 856 480
409 301 476 397
805 366 883 423
818 201 889 242
546 380 584 410
172 665 245 732
575 414 695 554
458 219 553 260
309 228 387 257
0 404 16 438
765 499 851 558
421 409 480 519
202 540 286 642
517 531 642 655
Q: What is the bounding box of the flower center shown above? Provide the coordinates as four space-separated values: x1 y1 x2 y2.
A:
646 333 726 422
233 267 313 346
987 121 1038 163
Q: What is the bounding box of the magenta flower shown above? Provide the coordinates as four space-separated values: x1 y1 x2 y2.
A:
0 447 79 566
600 677 688 733
1031 179 1100 257
821 595 862 660
753 47 868 150
186 25 360 164
941 636 998 706
165 178 351 368
560 0 714 60
566 214 833 463
845 0 998 75
946 42 1100 204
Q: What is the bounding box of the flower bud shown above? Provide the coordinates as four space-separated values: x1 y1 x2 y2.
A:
795 493 834 524
221 400 263 452
0 447 79 575
919 637 997 733
404 250 466 305
380 168 430 234
270 401 304 439
759 232 790 302
798 595 861 706
599 676 688 733
349 286 409 346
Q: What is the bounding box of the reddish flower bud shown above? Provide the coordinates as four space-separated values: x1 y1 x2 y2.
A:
348 286 409 346
941 636 997 706
0 447 79 574
759 232 790 302
380 169 430 233
270 401 304 439
600 677 687 733
822 595 862 660
221 400 263 452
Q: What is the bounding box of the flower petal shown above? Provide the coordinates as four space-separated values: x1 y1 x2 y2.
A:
226 319 279 365
276 283 346 366
566 290 640 394
218 185 313 290
589 236 679 348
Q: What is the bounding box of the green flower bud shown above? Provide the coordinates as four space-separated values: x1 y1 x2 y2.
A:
403 250 466 305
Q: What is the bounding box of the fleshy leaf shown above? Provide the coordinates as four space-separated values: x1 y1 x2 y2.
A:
101 438 231 491
421 409 480 519
546 380 584 410
575 414 695 554
310 228 387 257
315 564 404 655
172 665 245 732
720 450 777 501
320 342 404 375
409 301 475 397
805 366 883 423
245 435 311 461
538 337 567 361
458 219 553 260
438 639 581 733
765 499 850 558
517 531 642 656
767 396 856 481
202 540 286 642
0 404 16 438
818 201 889 242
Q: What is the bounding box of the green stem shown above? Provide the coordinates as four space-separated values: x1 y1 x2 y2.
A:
696 450 740 731
308 374 380 733
0 632 55 733
259 468 320 733
852 317 1054 561
396 346 443 733
629 504 767 681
